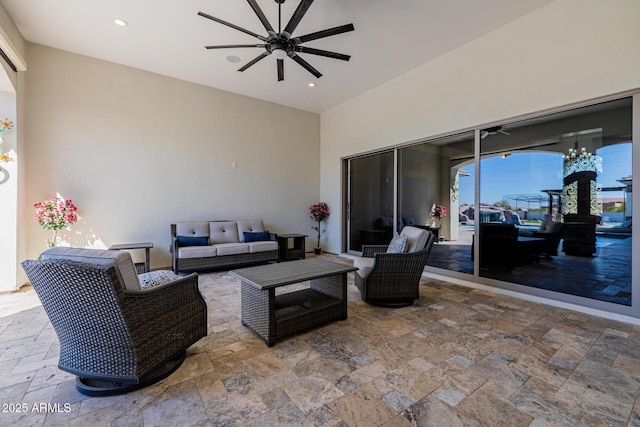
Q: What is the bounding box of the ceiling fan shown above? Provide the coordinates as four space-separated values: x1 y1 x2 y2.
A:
480 126 510 139
198 0 354 82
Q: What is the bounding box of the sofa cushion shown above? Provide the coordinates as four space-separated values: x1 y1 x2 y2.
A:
247 240 278 253
176 222 210 238
214 243 250 256
387 235 408 253
237 219 266 242
138 270 180 289
178 246 217 259
354 256 375 279
177 235 209 246
209 222 240 244
243 231 270 242
40 247 141 292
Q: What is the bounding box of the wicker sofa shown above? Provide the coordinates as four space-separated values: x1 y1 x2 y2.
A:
171 219 278 273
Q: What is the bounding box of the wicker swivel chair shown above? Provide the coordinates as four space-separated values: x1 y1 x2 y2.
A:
21 247 207 396
354 226 435 307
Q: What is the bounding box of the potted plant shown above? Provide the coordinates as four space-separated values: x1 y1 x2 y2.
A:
309 202 330 254
430 203 447 228
34 197 79 248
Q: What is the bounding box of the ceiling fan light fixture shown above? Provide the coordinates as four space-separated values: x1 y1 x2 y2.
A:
113 18 128 27
272 48 288 60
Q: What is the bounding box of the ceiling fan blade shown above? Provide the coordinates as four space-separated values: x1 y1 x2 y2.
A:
238 52 270 72
277 59 284 81
283 0 314 37
205 44 265 50
296 23 354 43
290 53 322 78
246 0 275 35
295 46 350 61
198 11 267 42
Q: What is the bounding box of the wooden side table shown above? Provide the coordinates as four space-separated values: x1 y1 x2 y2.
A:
276 234 307 261
109 242 153 273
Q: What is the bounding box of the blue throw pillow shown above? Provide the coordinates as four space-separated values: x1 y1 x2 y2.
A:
244 231 270 242
177 235 209 246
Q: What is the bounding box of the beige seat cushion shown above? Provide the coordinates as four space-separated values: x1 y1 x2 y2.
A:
354 256 375 279
247 241 278 253
178 246 217 259
214 243 250 256
40 247 141 291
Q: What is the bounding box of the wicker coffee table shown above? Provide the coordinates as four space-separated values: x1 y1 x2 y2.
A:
230 258 357 346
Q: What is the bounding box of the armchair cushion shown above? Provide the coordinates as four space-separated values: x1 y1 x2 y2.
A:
400 226 430 253
386 235 408 253
354 256 375 279
40 247 141 292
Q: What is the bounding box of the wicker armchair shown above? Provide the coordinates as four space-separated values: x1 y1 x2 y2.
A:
354 226 435 307
21 247 207 396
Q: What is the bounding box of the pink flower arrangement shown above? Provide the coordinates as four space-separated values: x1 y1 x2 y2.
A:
309 202 330 249
34 197 78 247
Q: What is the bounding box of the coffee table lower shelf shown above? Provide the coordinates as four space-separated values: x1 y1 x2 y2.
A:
240 281 346 346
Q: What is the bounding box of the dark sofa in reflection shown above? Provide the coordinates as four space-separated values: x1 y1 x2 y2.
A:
472 222 563 269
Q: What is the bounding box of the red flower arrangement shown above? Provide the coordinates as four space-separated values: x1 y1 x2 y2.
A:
309 202 330 249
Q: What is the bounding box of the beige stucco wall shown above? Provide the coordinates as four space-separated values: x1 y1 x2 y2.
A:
21 43 320 270
320 0 640 255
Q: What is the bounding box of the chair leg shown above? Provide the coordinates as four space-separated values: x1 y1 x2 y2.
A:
75 352 186 397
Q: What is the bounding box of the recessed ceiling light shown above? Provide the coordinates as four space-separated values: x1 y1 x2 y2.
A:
308 82 316 88
226 55 241 64
113 18 128 27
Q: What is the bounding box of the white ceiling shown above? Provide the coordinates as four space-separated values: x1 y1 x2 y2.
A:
0 0 554 113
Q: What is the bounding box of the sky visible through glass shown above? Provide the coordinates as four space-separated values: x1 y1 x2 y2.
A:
458 143 632 207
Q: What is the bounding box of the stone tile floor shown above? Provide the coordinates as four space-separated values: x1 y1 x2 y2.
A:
2 254 640 426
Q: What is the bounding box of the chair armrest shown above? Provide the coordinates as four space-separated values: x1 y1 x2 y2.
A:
362 245 389 258
123 273 207 348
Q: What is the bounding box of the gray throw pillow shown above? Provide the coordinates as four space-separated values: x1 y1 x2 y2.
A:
138 270 180 289
387 235 408 253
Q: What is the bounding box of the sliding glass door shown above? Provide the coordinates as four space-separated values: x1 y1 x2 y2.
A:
347 152 394 253
344 94 634 312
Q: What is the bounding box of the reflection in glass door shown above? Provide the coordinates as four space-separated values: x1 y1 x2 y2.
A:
348 152 395 253
478 97 632 305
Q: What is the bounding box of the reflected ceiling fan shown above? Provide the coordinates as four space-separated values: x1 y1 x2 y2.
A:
480 126 510 139
198 0 354 81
